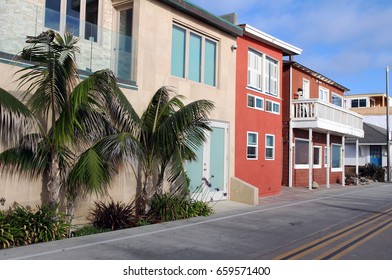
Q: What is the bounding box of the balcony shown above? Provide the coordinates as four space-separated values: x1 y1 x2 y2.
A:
0 3 136 87
292 99 364 138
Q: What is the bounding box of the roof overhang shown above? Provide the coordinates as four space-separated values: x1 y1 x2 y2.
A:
240 24 302 56
158 0 243 37
284 60 350 92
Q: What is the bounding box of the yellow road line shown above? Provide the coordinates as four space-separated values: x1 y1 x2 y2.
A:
314 216 392 260
274 207 392 260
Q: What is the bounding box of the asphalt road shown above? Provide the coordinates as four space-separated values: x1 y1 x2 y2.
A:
1 183 392 260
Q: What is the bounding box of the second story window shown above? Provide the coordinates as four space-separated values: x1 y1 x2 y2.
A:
171 24 217 87
265 100 280 114
247 49 279 97
44 0 100 42
351 98 367 108
332 93 343 107
319 86 329 102
247 94 264 110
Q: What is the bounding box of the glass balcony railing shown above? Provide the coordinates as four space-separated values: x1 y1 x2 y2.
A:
0 3 136 86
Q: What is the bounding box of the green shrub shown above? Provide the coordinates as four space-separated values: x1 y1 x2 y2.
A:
89 200 136 231
72 225 110 237
149 193 213 222
0 204 69 249
360 163 385 182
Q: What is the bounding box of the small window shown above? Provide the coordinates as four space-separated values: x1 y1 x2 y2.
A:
266 100 280 114
247 94 264 110
265 135 275 160
247 132 258 160
332 93 343 107
313 146 321 168
319 86 329 102
351 98 367 108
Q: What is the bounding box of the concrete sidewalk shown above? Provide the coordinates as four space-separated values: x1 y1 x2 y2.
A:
211 183 373 214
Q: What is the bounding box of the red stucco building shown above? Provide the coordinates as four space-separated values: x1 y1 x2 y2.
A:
235 24 301 196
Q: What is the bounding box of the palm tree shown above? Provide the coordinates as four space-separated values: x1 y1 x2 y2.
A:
0 31 133 212
73 86 215 214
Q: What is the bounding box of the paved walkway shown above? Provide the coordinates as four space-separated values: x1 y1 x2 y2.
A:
212 183 371 213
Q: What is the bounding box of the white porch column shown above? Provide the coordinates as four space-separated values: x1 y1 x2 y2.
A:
326 132 330 188
289 124 293 188
356 138 359 184
342 135 345 186
309 128 313 190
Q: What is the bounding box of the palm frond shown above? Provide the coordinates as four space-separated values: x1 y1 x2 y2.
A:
0 87 37 146
67 148 113 197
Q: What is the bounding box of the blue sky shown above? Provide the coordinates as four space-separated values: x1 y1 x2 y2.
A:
190 0 392 94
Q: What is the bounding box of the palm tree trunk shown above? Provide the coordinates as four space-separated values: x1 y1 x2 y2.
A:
139 171 154 214
47 153 61 210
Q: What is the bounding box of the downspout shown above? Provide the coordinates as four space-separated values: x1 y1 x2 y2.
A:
288 59 293 188
342 135 345 186
309 128 313 190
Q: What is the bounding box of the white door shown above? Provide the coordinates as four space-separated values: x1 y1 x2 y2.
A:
186 122 228 202
302 79 310 99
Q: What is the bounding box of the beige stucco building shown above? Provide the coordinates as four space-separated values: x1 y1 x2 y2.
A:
0 0 245 222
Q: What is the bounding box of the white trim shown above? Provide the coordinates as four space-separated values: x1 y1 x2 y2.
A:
243 24 302 55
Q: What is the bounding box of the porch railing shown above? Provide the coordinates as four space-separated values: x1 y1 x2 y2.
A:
292 99 363 131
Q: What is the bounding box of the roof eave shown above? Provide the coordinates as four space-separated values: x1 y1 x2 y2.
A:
158 0 243 37
241 24 302 56
284 60 350 92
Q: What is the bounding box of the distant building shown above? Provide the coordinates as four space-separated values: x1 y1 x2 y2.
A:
282 61 364 189
344 93 392 129
346 122 388 168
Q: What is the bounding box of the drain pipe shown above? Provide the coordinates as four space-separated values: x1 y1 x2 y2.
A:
288 57 293 188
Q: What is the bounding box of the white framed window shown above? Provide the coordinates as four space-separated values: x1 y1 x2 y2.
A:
247 132 258 160
247 49 279 97
295 139 321 169
44 0 101 42
171 24 217 86
248 50 262 90
319 86 329 102
265 57 278 96
351 98 367 108
313 146 322 168
265 100 280 114
332 93 343 107
265 134 275 160
331 144 342 171
295 138 309 169
247 94 264 110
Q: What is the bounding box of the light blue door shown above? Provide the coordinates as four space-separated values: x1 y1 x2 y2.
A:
186 122 228 201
